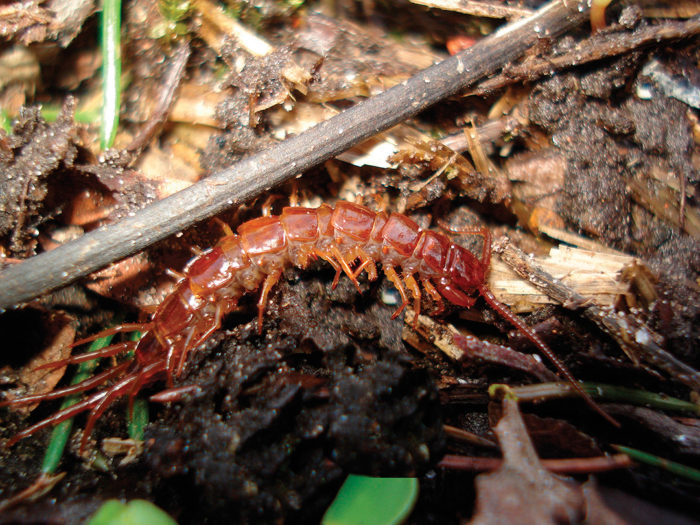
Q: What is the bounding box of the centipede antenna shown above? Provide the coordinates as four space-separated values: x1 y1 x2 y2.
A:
478 285 620 428
257 270 282 334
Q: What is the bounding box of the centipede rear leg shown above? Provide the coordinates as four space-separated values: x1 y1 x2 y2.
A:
30 321 151 373
4 389 112 448
0 362 132 409
79 376 140 452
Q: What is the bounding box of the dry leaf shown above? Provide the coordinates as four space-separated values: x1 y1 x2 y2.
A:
468 395 627 524
8 311 76 414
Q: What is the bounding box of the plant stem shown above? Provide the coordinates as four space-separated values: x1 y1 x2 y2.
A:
611 445 700 482
505 382 700 415
100 0 122 149
41 334 116 474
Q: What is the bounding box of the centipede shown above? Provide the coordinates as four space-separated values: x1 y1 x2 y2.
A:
1 200 618 451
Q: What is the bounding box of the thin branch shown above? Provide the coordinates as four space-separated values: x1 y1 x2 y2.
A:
471 15 700 95
439 453 633 474
408 0 533 20
0 0 590 311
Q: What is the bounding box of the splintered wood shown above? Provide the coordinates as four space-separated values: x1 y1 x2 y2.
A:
487 245 635 313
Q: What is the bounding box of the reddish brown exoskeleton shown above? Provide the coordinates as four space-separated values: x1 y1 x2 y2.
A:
1 201 617 450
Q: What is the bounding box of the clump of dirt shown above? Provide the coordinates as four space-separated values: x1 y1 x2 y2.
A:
145 271 444 522
0 100 79 256
527 52 700 367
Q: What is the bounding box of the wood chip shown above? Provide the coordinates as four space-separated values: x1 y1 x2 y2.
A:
488 245 635 312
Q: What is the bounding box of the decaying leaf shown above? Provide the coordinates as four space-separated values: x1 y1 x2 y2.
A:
3 310 76 414
468 395 627 524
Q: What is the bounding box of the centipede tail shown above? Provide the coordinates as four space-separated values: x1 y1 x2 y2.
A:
2 200 617 449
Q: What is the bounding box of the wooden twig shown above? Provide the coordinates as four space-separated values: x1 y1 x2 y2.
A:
439 453 633 473
471 15 700 95
408 0 533 20
487 245 634 312
404 310 558 382
493 237 700 391
0 0 590 311
443 424 498 449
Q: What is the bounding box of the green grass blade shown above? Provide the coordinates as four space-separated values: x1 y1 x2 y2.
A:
502 382 700 414
41 333 116 474
125 331 148 441
612 445 700 482
127 398 148 441
100 0 122 149
0 108 11 133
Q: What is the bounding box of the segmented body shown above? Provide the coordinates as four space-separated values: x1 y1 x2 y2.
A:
2 201 615 450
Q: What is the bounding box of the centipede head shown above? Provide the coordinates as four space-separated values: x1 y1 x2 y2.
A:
448 245 487 296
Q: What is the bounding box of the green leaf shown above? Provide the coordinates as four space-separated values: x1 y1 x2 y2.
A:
87 499 177 525
322 475 419 525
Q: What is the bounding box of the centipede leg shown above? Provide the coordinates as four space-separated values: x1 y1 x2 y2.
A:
437 222 492 266
212 217 234 237
5 392 107 447
81 378 136 452
257 269 282 334
168 329 193 382
86 359 170 450
384 266 409 318
126 357 169 418
33 341 137 372
330 246 362 292
289 181 299 207
150 384 203 403
126 369 149 419
403 273 422 327
352 250 378 281
421 277 445 315
314 249 343 288
1 362 131 408
175 306 223 377
71 323 152 348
